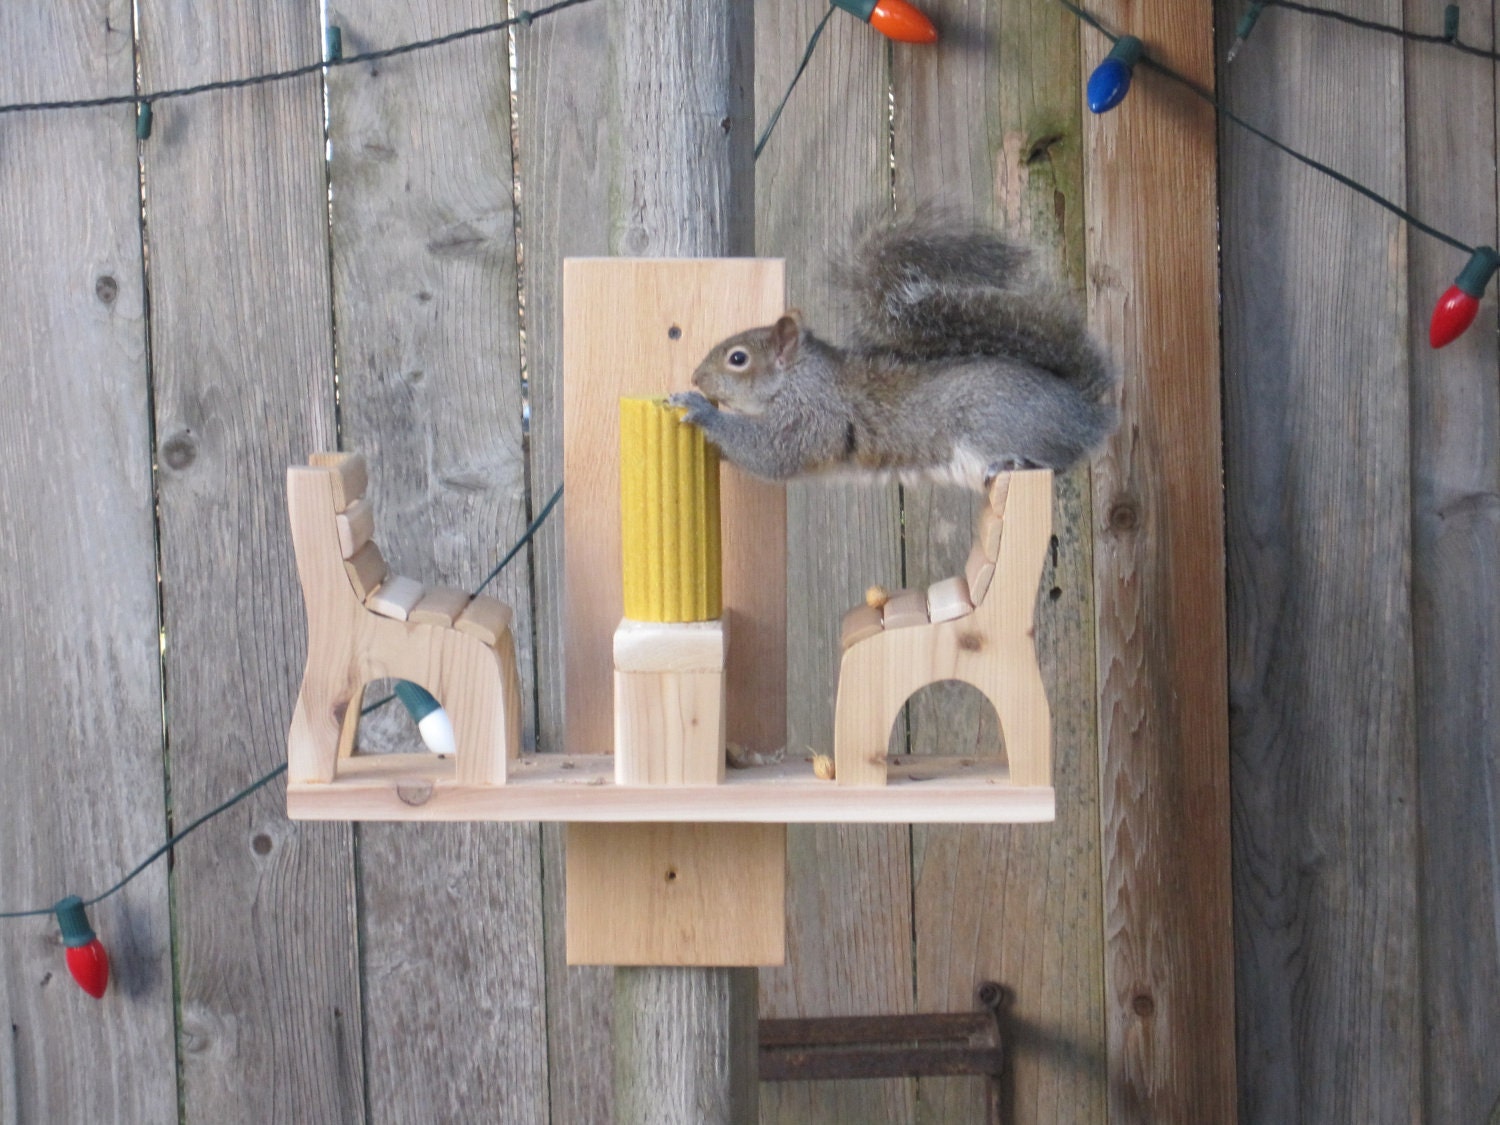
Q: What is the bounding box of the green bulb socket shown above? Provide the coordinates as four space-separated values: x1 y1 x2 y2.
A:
831 0 879 20
394 680 442 724
55 895 96 948
1454 247 1500 299
1234 3 1265 43
136 101 153 141
1443 4 1459 41
1108 35 1145 68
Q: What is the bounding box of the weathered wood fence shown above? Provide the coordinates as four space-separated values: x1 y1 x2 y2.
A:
0 0 1495 1122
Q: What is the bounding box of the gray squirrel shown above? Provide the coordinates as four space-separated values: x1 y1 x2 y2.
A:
668 215 1118 489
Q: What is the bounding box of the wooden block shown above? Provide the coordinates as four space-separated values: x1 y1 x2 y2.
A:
840 604 884 650
409 586 471 628
880 589 929 629
335 497 375 559
454 595 514 647
343 541 388 600
965 541 996 606
614 667 726 785
987 471 1010 516
977 504 1003 562
614 618 727 673
309 451 368 511
365 574 424 621
926 575 974 624
564 258 787 757
566 823 785 965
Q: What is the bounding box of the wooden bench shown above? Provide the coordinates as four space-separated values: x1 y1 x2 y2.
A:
832 470 1052 789
285 452 522 788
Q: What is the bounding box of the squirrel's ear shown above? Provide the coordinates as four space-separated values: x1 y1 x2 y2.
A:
772 314 802 364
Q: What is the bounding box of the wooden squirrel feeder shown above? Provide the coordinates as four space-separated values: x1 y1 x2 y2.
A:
284 258 1055 964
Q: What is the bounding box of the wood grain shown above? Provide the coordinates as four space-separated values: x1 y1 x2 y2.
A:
834 471 1054 790
754 2 919 1123
567 823 784 965
134 1 365 1119
0 4 177 1122
1084 0 1236 1120
1219 0 1419 1121
512 0 616 1117
562 259 786 756
613 969 758 1125
1405 3 1500 1121
891 0 1109 1121
323 1 550 1119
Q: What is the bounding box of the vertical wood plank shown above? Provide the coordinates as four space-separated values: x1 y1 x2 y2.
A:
324 3 550 1121
755 3 917 1123
135 1 366 1119
597 2 767 1120
1083 0 1237 1120
1405 2 1499 1122
1220 0 1418 1120
892 0 1107 1121
0 5 177 1122
513 0 616 1118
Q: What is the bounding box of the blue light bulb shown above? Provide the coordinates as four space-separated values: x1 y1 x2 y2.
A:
1087 36 1144 114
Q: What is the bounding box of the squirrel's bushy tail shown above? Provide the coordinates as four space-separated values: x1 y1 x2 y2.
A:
835 212 1116 404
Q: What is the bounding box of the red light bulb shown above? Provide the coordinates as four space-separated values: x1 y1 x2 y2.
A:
55 896 109 999
869 0 938 43
832 0 938 43
1430 246 1500 348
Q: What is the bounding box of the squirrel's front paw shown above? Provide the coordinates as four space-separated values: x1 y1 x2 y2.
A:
667 391 717 427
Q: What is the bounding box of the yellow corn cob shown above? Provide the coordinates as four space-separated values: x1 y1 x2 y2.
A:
619 397 722 621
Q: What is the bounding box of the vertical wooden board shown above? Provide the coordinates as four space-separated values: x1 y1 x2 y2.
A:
566 823 785 966
324 2 549 1120
891 1 1106 1122
513 3 615 1118
755 3 916 1123
134 2 365 1120
1403 3 1500 1122
358 824 548 1123
1084 0 1238 1121
0 6 177 1122
1219 1 1421 1121
561 258 786 757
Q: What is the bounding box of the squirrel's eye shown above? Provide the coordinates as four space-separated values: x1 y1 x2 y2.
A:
727 349 750 368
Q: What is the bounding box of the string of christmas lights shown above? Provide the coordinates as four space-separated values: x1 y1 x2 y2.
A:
1230 0 1500 63
0 486 563 995
1061 0 1498 347
0 0 599 118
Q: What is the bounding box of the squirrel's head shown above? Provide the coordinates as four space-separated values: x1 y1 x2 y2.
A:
690 312 804 415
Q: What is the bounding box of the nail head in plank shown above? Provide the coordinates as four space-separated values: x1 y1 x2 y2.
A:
366 575 424 621
408 586 472 628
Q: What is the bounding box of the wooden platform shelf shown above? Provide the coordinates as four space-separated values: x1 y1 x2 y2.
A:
286 259 1055 831
286 752 1055 823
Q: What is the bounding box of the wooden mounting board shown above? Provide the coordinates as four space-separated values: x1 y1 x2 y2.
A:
566 823 786 966
562 258 787 757
286 755 1054 823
